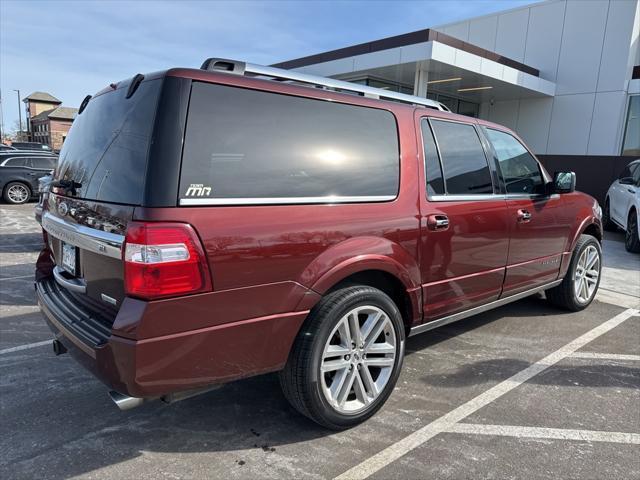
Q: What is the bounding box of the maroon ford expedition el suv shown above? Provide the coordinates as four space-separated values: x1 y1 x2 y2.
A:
36 59 603 429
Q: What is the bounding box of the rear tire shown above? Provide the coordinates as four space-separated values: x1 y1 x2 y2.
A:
546 234 602 311
602 199 616 232
3 182 31 205
625 210 640 253
279 286 405 430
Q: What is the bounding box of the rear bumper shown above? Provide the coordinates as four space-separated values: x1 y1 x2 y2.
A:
37 278 308 398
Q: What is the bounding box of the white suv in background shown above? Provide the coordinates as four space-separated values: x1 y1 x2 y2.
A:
604 159 640 252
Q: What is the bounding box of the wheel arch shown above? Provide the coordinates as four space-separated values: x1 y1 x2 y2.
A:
297 239 422 335
322 269 419 336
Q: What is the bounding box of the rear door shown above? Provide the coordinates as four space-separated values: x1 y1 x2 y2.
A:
418 115 509 322
483 127 568 294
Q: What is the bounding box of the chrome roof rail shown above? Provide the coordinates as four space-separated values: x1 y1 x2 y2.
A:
200 58 449 111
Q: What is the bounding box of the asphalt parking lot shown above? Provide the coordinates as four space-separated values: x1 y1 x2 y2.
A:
1 202 638 480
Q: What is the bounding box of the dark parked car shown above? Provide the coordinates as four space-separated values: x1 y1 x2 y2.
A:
0 153 57 204
11 141 52 152
36 59 603 429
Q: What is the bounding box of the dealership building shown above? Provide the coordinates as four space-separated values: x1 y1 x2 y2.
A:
275 0 640 202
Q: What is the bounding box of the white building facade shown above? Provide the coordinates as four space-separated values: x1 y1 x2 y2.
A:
275 0 640 201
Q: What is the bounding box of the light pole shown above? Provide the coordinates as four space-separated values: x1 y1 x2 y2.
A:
0 89 4 141
13 89 22 141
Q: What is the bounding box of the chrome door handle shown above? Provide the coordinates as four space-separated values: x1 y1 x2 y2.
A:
427 214 449 230
628 189 636 194
517 209 532 223
53 266 87 293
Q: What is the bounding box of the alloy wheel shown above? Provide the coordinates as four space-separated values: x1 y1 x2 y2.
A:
320 305 397 414
7 184 29 204
573 245 600 303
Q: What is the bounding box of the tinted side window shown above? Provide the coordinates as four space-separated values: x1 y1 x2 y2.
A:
485 129 544 195
180 83 399 201
430 120 493 195
3 158 26 167
29 157 56 169
421 120 444 196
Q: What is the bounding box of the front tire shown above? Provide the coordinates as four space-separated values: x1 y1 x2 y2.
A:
3 182 31 205
280 286 405 430
546 234 602 311
625 210 640 253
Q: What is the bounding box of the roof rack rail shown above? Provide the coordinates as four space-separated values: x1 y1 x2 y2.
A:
200 58 450 112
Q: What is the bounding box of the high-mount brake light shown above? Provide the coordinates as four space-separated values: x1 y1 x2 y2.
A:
124 222 212 300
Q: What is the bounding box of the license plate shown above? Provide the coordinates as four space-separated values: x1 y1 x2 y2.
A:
61 242 77 276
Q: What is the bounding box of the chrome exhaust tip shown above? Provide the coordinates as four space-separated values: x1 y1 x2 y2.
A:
108 391 145 410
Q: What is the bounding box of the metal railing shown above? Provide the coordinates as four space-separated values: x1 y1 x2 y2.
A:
200 58 450 112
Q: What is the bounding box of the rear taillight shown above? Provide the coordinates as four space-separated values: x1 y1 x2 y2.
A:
123 222 212 300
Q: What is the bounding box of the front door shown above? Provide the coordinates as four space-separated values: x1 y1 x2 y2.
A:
418 116 510 322
482 127 569 295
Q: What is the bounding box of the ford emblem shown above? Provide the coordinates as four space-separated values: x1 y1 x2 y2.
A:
58 202 69 216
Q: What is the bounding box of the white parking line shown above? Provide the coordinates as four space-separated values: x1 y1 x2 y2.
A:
0 274 34 281
569 352 640 361
0 242 43 247
0 340 51 355
334 308 639 480
447 423 640 445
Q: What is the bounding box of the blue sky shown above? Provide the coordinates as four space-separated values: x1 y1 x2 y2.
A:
0 0 533 134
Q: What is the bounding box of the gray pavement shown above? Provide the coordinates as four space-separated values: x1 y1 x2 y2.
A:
1 202 638 480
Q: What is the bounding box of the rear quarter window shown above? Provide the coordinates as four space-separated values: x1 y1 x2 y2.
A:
179 82 400 203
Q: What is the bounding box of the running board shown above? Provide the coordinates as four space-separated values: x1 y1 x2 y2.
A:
409 279 563 337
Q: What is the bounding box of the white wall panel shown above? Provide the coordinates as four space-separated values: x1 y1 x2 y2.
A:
597 0 638 92
547 94 596 154
354 49 401 71
468 15 498 51
555 0 608 95
487 99 520 130
494 8 530 63
440 21 469 41
587 91 627 155
516 98 554 154
523 0 566 82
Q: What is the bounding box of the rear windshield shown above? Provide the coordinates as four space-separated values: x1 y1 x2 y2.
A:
179 82 399 203
54 78 161 204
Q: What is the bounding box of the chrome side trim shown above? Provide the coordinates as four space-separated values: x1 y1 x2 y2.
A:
429 194 506 202
42 212 124 259
53 266 87 293
409 279 563 337
179 195 396 206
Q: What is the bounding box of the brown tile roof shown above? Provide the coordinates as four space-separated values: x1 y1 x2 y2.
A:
47 106 78 120
31 106 78 122
23 91 62 103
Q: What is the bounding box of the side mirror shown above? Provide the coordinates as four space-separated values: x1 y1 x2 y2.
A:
553 171 576 194
619 176 634 185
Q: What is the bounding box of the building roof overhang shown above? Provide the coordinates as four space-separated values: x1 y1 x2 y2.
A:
291 40 555 102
